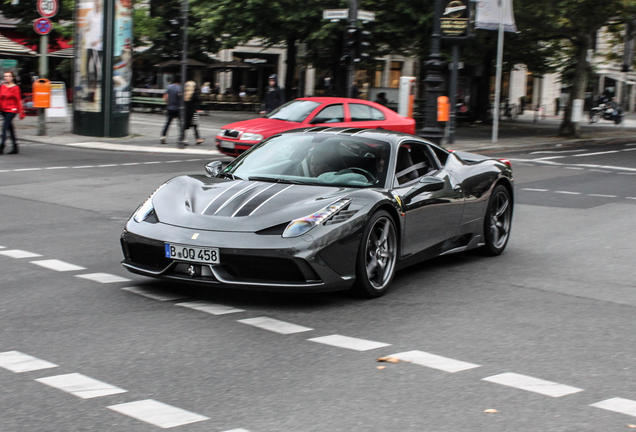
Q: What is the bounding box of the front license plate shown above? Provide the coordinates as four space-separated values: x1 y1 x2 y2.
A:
219 140 235 149
165 243 219 264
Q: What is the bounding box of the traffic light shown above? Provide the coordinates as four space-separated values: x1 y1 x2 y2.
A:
354 29 371 63
167 19 181 40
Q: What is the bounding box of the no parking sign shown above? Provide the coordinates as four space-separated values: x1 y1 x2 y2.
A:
33 17 53 35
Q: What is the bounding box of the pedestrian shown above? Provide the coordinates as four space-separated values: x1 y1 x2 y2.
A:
351 80 360 98
201 82 211 94
261 74 284 114
160 78 182 145
374 92 388 106
0 71 25 155
182 80 204 145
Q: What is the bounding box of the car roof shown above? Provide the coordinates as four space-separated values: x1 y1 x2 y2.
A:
279 126 431 146
297 97 381 105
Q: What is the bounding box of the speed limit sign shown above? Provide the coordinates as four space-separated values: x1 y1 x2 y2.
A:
37 0 58 19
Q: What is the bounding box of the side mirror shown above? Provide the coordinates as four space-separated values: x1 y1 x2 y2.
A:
205 161 223 177
403 176 445 204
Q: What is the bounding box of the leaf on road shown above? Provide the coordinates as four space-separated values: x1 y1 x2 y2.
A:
627 425 636 429
377 366 386 370
484 409 499 413
377 356 400 363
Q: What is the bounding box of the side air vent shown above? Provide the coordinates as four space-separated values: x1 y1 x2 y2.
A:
325 209 357 225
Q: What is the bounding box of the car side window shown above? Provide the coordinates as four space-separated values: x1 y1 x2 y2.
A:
349 103 386 121
394 142 439 187
311 104 344 124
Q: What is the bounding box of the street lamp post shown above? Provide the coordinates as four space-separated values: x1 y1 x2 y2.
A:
179 0 189 148
419 0 445 145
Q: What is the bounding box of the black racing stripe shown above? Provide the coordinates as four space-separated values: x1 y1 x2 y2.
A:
234 183 290 217
202 182 249 215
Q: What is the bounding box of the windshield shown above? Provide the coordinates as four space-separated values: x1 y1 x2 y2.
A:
222 134 392 188
265 100 321 122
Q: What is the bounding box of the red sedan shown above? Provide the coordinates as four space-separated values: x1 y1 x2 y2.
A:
215 97 416 157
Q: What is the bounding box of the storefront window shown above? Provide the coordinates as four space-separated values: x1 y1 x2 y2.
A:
389 61 402 88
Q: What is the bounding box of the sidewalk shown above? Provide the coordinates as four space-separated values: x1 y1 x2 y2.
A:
14 109 636 156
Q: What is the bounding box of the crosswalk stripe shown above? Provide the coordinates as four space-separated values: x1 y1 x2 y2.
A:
222 429 252 432
0 351 58 373
108 399 210 428
75 273 132 283
308 334 390 351
122 286 186 301
238 317 313 334
388 350 480 373
482 372 583 397
36 373 127 399
176 301 244 315
591 397 636 418
0 249 42 259
30 259 86 272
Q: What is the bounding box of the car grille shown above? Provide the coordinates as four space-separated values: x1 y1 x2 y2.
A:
219 255 318 284
122 236 172 270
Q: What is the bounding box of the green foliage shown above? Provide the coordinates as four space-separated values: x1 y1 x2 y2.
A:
1 0 74 48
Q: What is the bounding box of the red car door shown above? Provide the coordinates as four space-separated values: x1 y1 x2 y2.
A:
343 102 393 130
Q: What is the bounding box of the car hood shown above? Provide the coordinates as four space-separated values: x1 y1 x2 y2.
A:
152 176 353 232
221 117 303 137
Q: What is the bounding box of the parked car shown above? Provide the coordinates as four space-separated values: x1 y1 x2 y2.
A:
122 127 513 298
215 97 416 157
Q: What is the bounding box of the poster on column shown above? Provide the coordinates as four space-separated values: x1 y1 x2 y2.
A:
74 0 104 112
475 0 517 32
112 0 132 113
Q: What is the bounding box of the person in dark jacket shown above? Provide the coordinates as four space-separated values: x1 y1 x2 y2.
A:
182 80 204 145
261 74 285 114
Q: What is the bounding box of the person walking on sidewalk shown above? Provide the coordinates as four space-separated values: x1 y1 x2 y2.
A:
160 78 182 144
260 74 284 114
0 71 25 155
182 81 204 145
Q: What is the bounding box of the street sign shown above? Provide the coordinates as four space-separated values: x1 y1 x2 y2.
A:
33 17 53 35
323 9 349 20
357 10 376 22
37 0 58 19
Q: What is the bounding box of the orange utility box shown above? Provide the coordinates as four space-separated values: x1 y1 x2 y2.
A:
32 79 51 108
437 96 450 122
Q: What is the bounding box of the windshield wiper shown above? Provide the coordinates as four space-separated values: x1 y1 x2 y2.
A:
248 176 305 185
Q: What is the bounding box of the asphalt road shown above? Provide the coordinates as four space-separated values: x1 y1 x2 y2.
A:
1 140 635 431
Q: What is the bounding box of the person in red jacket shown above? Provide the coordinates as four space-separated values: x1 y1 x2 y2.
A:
0 71 25 155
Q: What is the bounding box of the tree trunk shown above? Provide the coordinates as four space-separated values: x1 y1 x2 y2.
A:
559 38 590 137
284 38 297 102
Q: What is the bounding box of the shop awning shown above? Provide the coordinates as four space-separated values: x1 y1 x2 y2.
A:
154 59 209 68
0 33 37 57
48 47 74 58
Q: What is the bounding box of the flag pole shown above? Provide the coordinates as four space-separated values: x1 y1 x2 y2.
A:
492 0 504 143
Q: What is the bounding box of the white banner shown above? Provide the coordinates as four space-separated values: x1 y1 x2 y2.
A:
475 0 517 33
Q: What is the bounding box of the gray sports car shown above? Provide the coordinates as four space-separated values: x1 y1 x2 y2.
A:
121 127 513 297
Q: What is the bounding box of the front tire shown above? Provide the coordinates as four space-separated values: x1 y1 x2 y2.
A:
482 184 512 256
351 210 398 298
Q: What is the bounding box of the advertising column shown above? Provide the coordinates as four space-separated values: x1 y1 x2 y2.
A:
73 0 131 137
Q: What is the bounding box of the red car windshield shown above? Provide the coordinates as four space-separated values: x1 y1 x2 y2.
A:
266 100 321 122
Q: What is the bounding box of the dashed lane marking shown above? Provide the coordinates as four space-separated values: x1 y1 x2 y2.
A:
222 429 252 432
591 397 636 418
107 399 210 429
30 259 86 272
0 351 58 373
0 249 42 259
308 335 390 351
482 372 583 398
75 273 132 284
587 194 618 198
122 286 186 302
554 191 582 195
389 350 480 373
36 373 127 399
521 188 549 192
0 159 210 174
176 300 245 315
238 317 314 335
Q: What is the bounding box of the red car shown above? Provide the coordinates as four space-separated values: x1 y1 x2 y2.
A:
216 97 416 157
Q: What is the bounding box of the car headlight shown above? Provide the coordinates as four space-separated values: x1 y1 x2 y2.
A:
132 184 166 223
282 199 351 238
240 132 263 141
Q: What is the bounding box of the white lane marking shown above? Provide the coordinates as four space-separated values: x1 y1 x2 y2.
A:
308 335 390 351
108 399 210 428
176 301 244 315
30 259 86 272
590 169 611 173
564 167 584 170
482 372 583 397
521 188 549 192
36 373 127 399
534 156 567 160
0 249 42 259
72 165 95 169
587 194 617 198
13 168 42 171
122 286 186 301
591 397 636 418
238 317 313 335
619 172 636 175
530 149 587 154
507 158 636 172
45 166 69 170
573 150 620 157
627 197 636 200
143 161 161 165
75 273 132 283
222 429 252 432
0 245 4 249
121 162 141 166
389 350 480 373
0 351 58 373
97 164 117 167
554 191 582 195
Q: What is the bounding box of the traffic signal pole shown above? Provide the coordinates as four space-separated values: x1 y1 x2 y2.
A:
38 34 48 136
347 0 357 98
178 0 189 148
